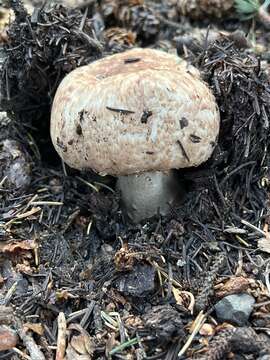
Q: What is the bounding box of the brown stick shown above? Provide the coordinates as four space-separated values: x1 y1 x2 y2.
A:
16 319 45 360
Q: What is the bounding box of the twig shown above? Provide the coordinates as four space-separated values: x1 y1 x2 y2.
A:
61 159 67 177
178 311 206 357
15 319 45 360
220 161 256 187
151 261 182 288
76 176 99 192
241 219 266 236
56 312 67 360
80 301 95 328
0 176 7 188
12 347 31 360
93 181 115 193
4 282 18 305
264 263 270 296
30 201 63 206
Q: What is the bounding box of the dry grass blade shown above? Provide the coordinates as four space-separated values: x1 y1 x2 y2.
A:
178 311 206 357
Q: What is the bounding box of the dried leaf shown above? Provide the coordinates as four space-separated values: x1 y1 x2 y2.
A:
0 325 18 351
172 286 184 305
105 27 136 47
68 324 95 357
124 315 143 328
84 334 95 356
105 333 117 358
215 277 251 298
0 239 38 253
71 335 88 355
66 343 91 360
65 344 79 360
15 263 33 274
24 323 44 336
172 287 195 313
107 289 127 306
56 290 70 301
178 0 234 19
199 323 215 336
114 246 135 271
0 29 8 43
215 323 235 332
0 7 13 33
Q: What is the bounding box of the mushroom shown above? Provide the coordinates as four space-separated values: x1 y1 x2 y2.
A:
50 48 220 223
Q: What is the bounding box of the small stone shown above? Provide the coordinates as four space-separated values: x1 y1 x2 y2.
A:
214 293 255 326
114 264 156 297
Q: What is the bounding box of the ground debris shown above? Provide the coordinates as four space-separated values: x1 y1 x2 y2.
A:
0 1 103 122
140 304 184 345
195 327 235 360
15 317 46 360
215 276 251 298
177 0 235 20
197 326 270 359
230 327 270 356
194 254 226 313
0 1 270 359
178 33 270 257
66 323 95 359
0 138 31 191
0 306 15 324
0 325 18 351
114 263 157 297
99 0 161 42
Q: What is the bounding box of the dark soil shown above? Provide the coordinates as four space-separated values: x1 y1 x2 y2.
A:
0 0 270 359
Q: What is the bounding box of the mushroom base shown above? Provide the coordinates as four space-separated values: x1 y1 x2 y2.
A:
117 171 176 223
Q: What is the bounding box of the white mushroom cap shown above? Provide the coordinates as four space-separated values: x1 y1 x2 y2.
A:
50 48 220 176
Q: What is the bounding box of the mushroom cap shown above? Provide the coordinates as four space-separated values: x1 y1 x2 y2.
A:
50 48 220 176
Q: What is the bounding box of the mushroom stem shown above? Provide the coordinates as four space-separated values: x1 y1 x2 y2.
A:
117 171 175 223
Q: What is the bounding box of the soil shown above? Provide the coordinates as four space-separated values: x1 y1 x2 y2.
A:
0 0 270 359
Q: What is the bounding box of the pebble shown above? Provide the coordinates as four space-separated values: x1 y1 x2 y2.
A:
214 293 255 326
114 263 156 297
